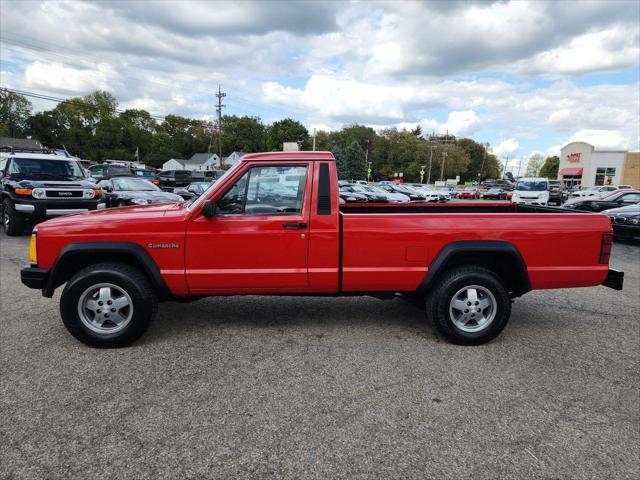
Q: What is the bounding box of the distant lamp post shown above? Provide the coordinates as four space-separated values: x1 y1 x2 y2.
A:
480 142 490 182
439 150 448 182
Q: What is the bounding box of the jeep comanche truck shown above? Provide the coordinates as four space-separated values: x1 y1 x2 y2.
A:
20 152 624 347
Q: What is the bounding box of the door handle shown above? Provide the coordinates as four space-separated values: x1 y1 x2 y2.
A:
282 222 307 229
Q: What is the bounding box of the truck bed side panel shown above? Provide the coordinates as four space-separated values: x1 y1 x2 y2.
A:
340 212 611 292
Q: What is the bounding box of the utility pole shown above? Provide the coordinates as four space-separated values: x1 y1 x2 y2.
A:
426 130 455 185
503 155 510 177
439 150 448 182
479 142 490 182
312 128 316 151
215 85 226 166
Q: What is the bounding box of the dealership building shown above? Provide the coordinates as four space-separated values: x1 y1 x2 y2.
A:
558 142 640 189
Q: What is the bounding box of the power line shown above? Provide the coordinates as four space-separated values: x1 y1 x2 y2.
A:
1 87 167 122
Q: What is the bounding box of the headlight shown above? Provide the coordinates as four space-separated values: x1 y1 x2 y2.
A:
130 198 149 205
82 189 95 199
628 217 639 225
32 188 46 199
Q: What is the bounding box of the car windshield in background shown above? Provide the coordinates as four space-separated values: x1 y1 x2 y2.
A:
190 182 211 194
516 181 547 191
488 188 502 193
464 187 476 191
112 178 158 191
10 158 85 180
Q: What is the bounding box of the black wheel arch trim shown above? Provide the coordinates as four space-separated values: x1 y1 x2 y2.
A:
417 240 531 298
44 241 172 300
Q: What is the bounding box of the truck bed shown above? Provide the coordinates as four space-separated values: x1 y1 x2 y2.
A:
339 202 609 292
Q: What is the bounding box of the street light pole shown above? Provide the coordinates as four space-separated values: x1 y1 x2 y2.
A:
440 150 448 182
479 142 490 182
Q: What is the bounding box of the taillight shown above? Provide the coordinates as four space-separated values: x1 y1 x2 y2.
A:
599 232 612 264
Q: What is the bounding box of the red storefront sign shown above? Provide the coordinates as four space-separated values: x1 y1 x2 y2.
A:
567 153 581 163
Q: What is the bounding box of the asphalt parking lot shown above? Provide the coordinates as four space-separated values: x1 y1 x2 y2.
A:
1 234 638 479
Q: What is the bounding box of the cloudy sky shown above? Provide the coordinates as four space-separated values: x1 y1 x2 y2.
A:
1 0 639 170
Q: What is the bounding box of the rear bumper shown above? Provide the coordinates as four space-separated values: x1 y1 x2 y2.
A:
602 269 624 290
21 266 50 291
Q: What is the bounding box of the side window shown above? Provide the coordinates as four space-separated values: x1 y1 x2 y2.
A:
216 165 307 215
245 166 307 214
621 193 640 203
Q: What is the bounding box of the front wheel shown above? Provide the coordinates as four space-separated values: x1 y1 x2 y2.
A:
2 198 25 236
60 263 157 347
426 266 511 345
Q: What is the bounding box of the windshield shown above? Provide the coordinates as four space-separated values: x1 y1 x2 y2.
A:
350 185 368 193
9 157 85 180
516 181 547 191
112 178 159 191
464 187 476 191
365 186 386 194
394 185 414 193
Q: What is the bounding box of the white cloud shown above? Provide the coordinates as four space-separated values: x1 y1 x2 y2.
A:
24 61 114 93
566 129 630 150
493 139 520 158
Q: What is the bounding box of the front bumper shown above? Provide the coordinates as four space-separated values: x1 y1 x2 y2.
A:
612 223 640 239
11 197 104 218
21 266 49 290
602 269 624 290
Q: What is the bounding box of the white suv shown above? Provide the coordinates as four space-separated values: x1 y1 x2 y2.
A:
511 177 550 206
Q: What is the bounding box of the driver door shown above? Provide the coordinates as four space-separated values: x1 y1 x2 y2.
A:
185 163 312 293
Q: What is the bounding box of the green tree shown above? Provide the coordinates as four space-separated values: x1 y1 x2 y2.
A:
539 155 560 178
0 90 33 137
221 115 266 153
265 118 309 151
344 141 367 180
333 145 348 179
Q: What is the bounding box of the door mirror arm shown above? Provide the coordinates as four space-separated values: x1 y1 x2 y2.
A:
202 200 217 218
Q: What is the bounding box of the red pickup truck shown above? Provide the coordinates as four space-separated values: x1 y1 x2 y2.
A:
21 152 623 347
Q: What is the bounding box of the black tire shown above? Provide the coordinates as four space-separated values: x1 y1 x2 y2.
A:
60 262 157 348
1 198 25 236
425 266 511 345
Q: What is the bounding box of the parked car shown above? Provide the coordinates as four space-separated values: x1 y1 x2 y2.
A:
340 184 389 202
408 184 450 201
563 190 640 212
444 187 458 198
87 163 133 181
378 183 427 202
511 178 550 206
156 170 193 188
97 177 184 207
132 169 159 185
481 188 507 200
458 187 481 199
603 203 640 240
21 151 623 348
185 182 213 197
548 180 566 205
1 148 103 235
360 185 409 203
173 181 216 201
339 191 368 203
571 185 618 198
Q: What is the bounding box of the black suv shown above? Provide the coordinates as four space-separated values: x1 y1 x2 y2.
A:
156 170 193 188
0 147 103 235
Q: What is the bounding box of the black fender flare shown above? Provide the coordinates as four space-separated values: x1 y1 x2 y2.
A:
44 241 172 300
417 240 531 297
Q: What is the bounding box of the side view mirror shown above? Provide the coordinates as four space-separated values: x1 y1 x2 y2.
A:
202 200 216 218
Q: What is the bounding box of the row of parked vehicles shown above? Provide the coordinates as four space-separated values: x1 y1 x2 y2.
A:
1 147 638 241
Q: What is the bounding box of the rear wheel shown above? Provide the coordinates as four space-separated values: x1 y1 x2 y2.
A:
60 263 157 347
426 266 511 345
1 198 25 236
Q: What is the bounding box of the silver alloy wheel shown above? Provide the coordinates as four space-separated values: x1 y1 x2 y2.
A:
77 283 133 334
448 284 497 333
2 209 9 230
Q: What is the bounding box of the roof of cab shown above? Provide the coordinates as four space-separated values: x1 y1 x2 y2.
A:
241 151 335 161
